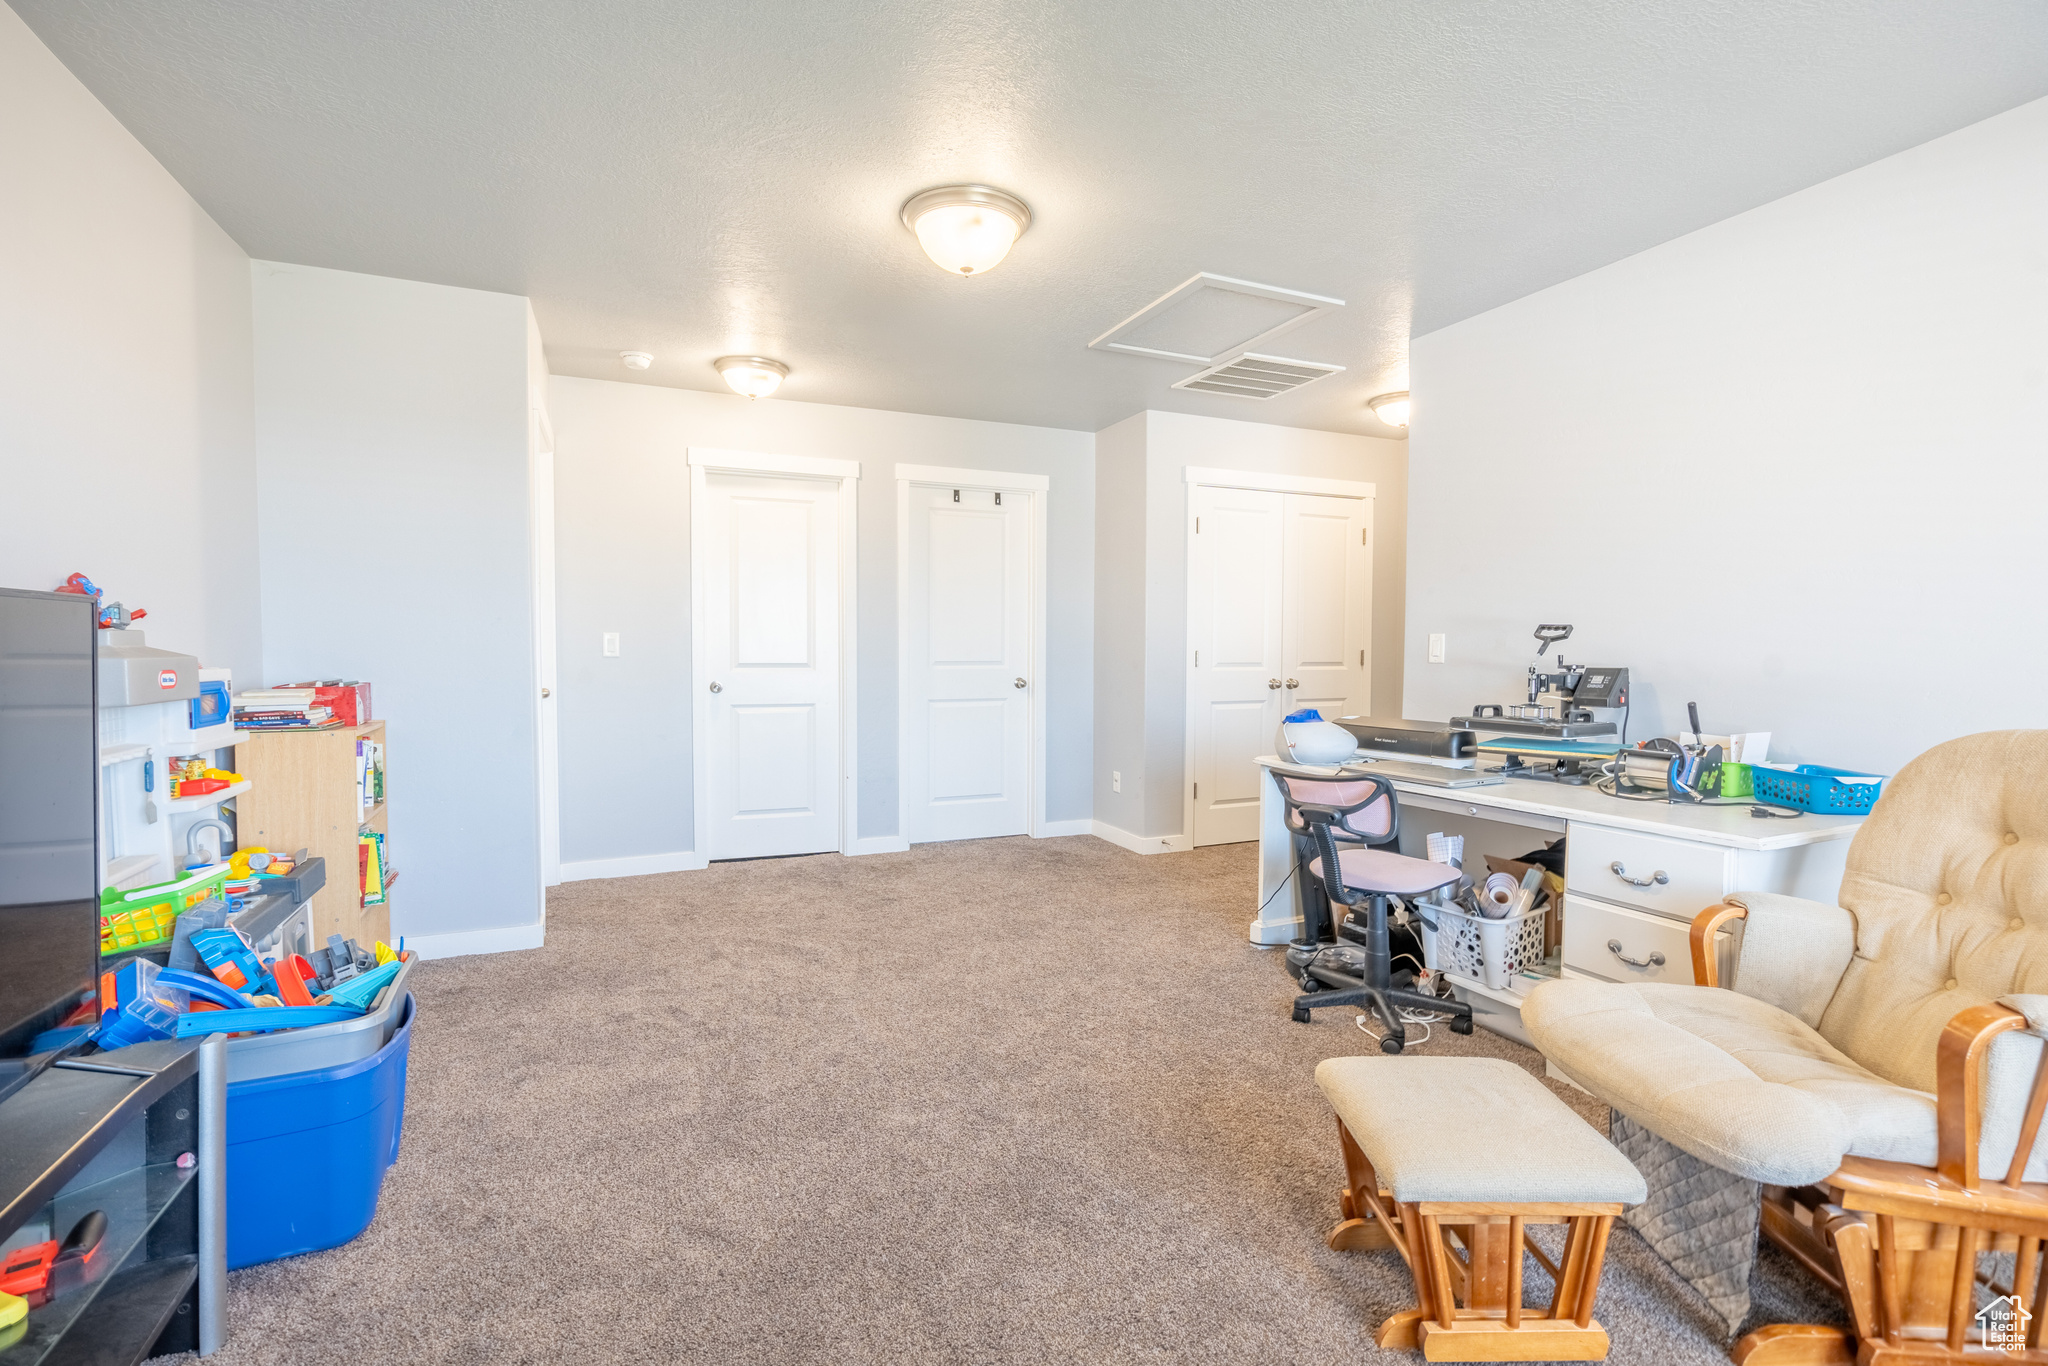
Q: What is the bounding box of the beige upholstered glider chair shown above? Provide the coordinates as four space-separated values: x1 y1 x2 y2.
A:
1524 730 2048 1365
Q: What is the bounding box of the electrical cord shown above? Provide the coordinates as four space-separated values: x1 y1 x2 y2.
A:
1594 774 1805 818
1255 863 1299 918
1355 993 1457 1048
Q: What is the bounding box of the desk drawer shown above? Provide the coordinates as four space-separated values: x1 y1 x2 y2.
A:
1563 896 1732 987
1566 824 1731 921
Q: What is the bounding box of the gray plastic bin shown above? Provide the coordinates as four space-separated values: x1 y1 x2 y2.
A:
224 956 416 1083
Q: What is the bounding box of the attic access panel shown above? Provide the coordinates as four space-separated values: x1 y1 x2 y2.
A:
1088 273 1343 364
1171 353 1344 399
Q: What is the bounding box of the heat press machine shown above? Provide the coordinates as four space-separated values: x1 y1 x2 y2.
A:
1452 625 1630 783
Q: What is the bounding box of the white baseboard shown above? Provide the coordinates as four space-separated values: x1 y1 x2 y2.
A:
559 850 709 882
845 835 911 856
1091 820 1192 855
1033 819 1093 838
403 920 546 960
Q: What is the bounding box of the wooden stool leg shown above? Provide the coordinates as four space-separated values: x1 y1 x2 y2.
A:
1573 1215 1614 1330
1423 1214 1458 1330
1328 1120 1395 1253
1550 1216 1590 1320
1506 1215 1524 1330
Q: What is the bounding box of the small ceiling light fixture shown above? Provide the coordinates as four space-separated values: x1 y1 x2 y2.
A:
1367 391 1411 428
900 185 1032 276
620 351 653 370
713 355 789 399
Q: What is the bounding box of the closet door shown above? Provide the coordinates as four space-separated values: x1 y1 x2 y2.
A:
1281 493 1372 724
1188 486 1285 847
902 484 1032 843
698 471 841 860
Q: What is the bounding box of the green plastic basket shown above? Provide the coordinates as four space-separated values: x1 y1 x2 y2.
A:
1714 762 1753 799
100 865 230 955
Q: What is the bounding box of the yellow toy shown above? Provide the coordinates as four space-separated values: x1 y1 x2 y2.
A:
374 941 397 966
0 1290 25 1328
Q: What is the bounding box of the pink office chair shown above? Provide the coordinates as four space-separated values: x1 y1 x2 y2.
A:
1274 771 1473 1052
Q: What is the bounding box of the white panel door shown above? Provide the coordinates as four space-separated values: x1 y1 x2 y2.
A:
903 485 1031 842
700 472 840 859
1281 492 1372 724
1189 486 1285 847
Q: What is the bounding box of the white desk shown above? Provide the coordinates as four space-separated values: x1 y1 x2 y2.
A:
1252 754 1865 1027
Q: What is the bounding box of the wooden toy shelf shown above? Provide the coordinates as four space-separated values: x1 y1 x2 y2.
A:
232 720 390 946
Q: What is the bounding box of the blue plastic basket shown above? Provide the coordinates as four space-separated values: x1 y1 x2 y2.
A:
225 993 413 1268
1748 764 1887 815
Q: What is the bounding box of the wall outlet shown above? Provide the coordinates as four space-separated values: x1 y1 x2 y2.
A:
1428 633 1446 664
1111 770 1121 793
603 632 620 657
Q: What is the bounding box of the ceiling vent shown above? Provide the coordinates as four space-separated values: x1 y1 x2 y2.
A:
1089 273 1342 364
1172 353 1344 399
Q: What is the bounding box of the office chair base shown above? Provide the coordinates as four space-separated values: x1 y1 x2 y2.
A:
1287 981 1474 1054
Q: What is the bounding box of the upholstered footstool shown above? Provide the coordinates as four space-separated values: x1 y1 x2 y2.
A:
1315 1056 1648 1362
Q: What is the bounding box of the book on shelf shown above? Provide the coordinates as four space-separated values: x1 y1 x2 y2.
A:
236 709 338 729
358 829 388 906
355 738 385 815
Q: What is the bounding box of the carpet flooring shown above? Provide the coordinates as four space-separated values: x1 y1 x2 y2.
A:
166 836 1844 1364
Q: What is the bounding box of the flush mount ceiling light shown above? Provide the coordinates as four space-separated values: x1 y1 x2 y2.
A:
1367 391 1411 428
900 185 1032 276
713 355 788 399
620 351 653 370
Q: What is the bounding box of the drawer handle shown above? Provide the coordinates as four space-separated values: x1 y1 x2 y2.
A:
1607 939 1666 970
1609 860 1669 888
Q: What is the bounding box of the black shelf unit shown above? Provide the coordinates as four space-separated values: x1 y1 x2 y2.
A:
0 1038 225 1365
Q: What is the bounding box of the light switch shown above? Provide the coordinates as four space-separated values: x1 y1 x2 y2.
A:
603 632 620 657
1428 634 1446 663
1112 770 1121 793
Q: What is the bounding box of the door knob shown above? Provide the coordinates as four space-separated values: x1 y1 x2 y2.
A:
709 681 723 693
1285 678 1300 689
1267 679 1282 689
541 688 551 698
1013 678 1027 689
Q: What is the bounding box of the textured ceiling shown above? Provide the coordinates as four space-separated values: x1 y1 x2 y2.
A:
16 0 2048 435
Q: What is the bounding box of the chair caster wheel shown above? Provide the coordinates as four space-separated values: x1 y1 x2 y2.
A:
1379 1035 1405 1055
1291 1006 1312 1023
1450 1015 1474 1035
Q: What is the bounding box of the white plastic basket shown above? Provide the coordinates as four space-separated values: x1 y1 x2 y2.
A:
1424 898 1549 991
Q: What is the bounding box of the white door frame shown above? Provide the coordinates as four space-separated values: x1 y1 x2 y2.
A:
894 463 1051 840
689 447 861 860
532 408 561 889
1181 465 1375 848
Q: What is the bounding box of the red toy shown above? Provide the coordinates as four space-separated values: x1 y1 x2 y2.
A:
273 955 317 1008
0 1242 55 1302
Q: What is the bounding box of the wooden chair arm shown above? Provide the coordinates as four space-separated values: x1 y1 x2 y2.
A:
1690 903 1748 987
1937 1002 2031 1189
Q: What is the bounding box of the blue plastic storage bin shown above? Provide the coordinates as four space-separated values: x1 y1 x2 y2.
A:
225 993 414 1269
1749 764 1887 814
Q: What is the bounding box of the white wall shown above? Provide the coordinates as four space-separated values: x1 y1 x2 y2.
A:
1090 413 1149 835
252 262 542 947
546 376 1095 868
1093 411 1409 840
0 6 260 682
1405 97 2048 778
